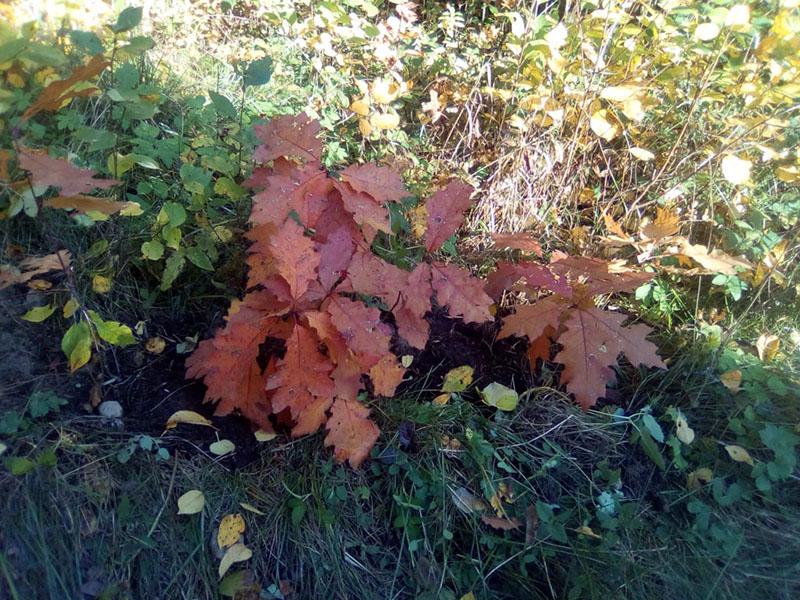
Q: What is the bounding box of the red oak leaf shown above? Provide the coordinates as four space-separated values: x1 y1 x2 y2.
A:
490 233 543 256
316 225 355 292
19 148 119 196
305 311 365 399
424 180 474 251
393 262 432 349
549 255 653 296
369 354 406 397
253 112 322 164
333 180 391 244
325 295 392 369
324 398 380 468
267 219 319 300
485 261 571 300
249 158 330 228
430 262 493 323
341 250 409 304
498 296 569 342
340 163 408 204
554 307 665 410
267 321 335 434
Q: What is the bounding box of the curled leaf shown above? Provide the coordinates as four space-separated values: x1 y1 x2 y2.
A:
165 410 214 430
218 543 253 579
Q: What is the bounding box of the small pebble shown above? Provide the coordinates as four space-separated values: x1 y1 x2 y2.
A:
98 400 123 419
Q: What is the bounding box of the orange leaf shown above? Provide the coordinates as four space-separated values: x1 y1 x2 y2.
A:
430 262 493 324
424 180 474 252
555 307 665 409
253 112 322 164
489 233 543 256
44 195 137 215
19 148 119 196
481 515 521 530
324 398 380 468
369 354 406 397
22 54 109 121
340 163 408 204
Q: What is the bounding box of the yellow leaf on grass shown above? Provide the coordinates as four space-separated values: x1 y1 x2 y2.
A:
721 154 752 185
22 304 56 323
92 275 112 294
217 513 246 548
358 118 373 136
687 468 713 489
600 85 639 102
370 78 401 104
725 444 754 466
725 5 750 29
369 112 400 130
408 204 428 239
210 439 235 456
441 365 474 393
218 543 252 579
401 355 414 368
676 412 695 445
254 429 277 442
177 489 205 515
756 334 779 362
695 22 720 41
433 392 451 405
165 410 214 429
590 110 619 141
350 97 370 116
63 298 79 318
240 502 265 515
629 147 655 161
145 336 166 354
720 369 742 392
576 525 602 539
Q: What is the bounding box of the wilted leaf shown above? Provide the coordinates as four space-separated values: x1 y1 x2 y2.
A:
218 543 253 579
675 412 695 445
165 410 214 429
177 489 205 515
687 468 713 489
629 147 655 161
433 392 451 405
22 54 109 120
725 444 754 466
62 321 92 372
424 180 474 252
575 525 602 539
721 154 752 185
590 110 619 141
450 487 487 514
695 22 720 41
441 365 474 393
145 336 166 354
755 334 779 362
254 429 277 442
480 382 519 411
239 502 265 516
481 515 521 530
369 111 400 130
92 275 112 294
719 369 742 392
210 440 236 456
19 148 119 196
217 513 246 548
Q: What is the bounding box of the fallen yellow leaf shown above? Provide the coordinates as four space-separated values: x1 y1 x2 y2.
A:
217 513 246 548
165 410 214 429
725 444 754 466
177 490 205 515
218 543 252 579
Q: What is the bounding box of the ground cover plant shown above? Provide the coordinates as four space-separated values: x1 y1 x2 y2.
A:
1 1 799 599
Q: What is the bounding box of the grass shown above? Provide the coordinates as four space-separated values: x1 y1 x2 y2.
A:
3 355 799 599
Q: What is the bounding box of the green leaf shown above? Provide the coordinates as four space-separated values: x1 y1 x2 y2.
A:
162 225 182 250
61 321 92 372
243 56 273 87
160 252 186 290
480 382 519 411
186 246 214 271
180 163 211 194
110 6 143 33
0 38 28 64
642 414 664 443
21 305 56 323
637 427 666 470
69 30 104 55
141 240 164 260
209 90 237 119
219 570 248 597
162 202 187 227
88 311 136 347
5 456 36 476
214 176 246 199
119 35 155 55
28 391 67 418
